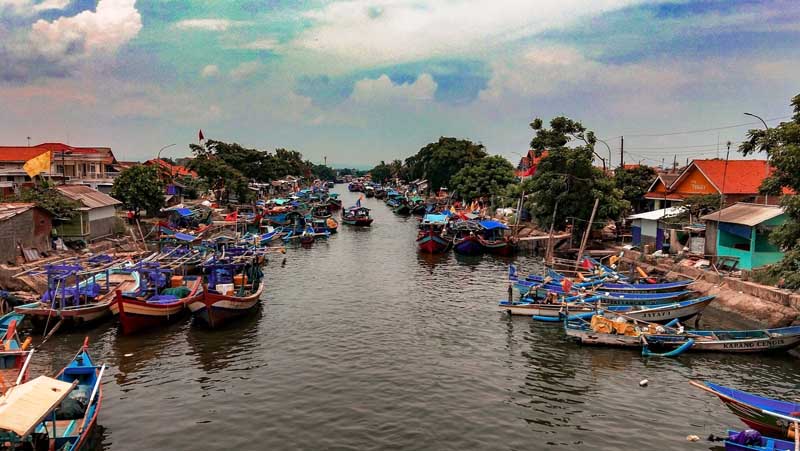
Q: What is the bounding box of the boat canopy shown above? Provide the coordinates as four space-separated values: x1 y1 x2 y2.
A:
173 232 197 242
422 214 449 224
272 199 289 205
479 220 509 230
174 208 192 217
0 376 77 437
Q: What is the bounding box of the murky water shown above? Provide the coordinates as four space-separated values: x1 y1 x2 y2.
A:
30 187 800 450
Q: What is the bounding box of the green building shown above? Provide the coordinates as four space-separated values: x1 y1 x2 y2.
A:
701 203 786 270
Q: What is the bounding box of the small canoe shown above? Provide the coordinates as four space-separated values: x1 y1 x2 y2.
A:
0 313 33 394
499 296 713 323
725 430 796 451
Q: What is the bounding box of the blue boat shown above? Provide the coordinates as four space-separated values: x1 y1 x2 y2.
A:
725 430 796 451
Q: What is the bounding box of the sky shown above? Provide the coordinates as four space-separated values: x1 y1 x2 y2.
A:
0 0 798 168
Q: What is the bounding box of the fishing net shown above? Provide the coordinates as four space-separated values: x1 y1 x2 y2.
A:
162 287 191 298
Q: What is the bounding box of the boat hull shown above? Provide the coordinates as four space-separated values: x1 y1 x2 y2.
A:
189 282 264 328
342 218 373 226
15 301 113 329
453 235 483 255
417 232 451 253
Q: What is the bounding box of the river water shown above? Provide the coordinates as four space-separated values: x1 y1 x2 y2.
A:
29 187 800 450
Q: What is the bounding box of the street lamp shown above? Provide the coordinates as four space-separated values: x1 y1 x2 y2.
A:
744 112 769 130
156 143 177 182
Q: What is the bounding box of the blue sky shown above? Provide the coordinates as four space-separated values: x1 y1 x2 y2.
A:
0 0 798 167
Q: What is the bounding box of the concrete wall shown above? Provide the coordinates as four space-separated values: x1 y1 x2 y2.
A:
0 209 52 263
88 205 116 222
89 216 117 240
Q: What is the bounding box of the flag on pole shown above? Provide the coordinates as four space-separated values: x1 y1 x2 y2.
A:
560 278 573 293
224 211 238 222
23 151 51 178
508 264 518 280
581 258 594 270
199 129 205 142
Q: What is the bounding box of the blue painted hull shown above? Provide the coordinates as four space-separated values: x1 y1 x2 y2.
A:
454 236 482 255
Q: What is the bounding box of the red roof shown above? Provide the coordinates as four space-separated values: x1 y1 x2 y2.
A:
692 159 772 194
145 159 197 178
0 143 113 163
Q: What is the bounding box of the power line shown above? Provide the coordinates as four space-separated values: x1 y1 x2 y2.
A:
603 115 791 139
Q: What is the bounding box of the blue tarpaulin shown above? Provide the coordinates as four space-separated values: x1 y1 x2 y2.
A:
422 214 448 224
174 232 197 242
479 220 509 230
175 208 192 217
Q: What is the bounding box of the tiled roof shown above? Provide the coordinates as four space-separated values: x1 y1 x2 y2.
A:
145 159 198 178
692 159 773 194
56 185 121 209
0 203 50 221
0 143 114 163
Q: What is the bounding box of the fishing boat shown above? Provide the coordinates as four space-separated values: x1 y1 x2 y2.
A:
110 263 204 334
342 205 374 226
365 185 375 198
325 193 342 211
409 197 427 215
15 263 139 330
189 256 265 328
417 214 451 254
299 225 316 244
0 312 32 393
499 296 713 323
692 381 800 438
0 338 105 451
392 198 411 215
724 430 796 451
566 315 800 354
477 220 516 255
375 187 387 199
450 220 484 255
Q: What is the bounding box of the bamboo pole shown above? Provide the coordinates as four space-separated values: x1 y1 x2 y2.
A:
576 198 600 268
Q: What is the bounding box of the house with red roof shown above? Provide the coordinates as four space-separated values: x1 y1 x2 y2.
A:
644 159 781 210
144 158 198 179
515 150 548 180
0 142 120 194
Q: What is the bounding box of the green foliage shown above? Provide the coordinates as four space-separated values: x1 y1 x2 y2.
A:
668 194 722 224
311 164 335 181
370 161 392 184
614 166 657 213
404 137 487 191
450 155 516 201
111 165 165 216
189 140 311 183
16 182 80 219
738 93 800 289
187 152 250 204
524 117 628 232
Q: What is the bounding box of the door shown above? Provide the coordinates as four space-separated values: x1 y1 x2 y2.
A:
655 228 664 250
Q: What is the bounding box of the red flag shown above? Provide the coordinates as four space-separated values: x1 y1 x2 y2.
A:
560 278 573 293
199 129 205 141
224 211 238 222
581 258 594 270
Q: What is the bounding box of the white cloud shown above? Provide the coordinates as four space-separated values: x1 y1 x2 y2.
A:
229 61 261 80
0 0 69 15
29 0 142 59
350 73 436 104
201 64 220 78
293 0 646 66
175 18 249 31
238 38 279 50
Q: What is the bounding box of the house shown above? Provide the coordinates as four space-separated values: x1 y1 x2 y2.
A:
0 142 121 194
628 207 684 251
55 185 121 242
144 159 198 180
0 203 53 263
700 203 786 270
516 150 548 180
644 159 778 210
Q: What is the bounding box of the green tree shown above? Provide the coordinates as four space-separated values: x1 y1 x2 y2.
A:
739 93 800 288
111 165 165 216
369 161 392 183
404 137 487 191
311 164 335 181
614 165 657 213
450 155 516 201
16 181 80 219
524 117 628 233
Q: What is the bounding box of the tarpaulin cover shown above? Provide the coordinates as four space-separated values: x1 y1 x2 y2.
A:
175 208 192 217
479 220 509 230
174 232 197 242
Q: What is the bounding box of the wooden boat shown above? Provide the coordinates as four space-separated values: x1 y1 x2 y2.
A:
724 430 796 451
409 197 427 215
375 188 387 199
566 315 800 354
0 338 105 450
15 264 139 330
0 312 33 394
499 296 713 323
189 257 265 328
392 198 411 215
450 220 484 255
477 220 516 255
342 206 374 226
110 264 204 335
365 186 375 198
299 225 316 244
692 381 800 438
417 214 451 254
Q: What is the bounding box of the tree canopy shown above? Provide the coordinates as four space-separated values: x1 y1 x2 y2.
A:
450 155 516 201
111 164 165 216
16 181 81 219
404 137 487 191
614 165 657 213
369 161 392 184
739 93 800 288
523 117 628 232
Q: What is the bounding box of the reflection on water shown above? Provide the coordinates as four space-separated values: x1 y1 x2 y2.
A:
28 187 800 451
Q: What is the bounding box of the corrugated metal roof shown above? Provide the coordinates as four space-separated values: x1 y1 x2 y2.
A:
701 203 785 226
0 203 36 221
57 185 121 209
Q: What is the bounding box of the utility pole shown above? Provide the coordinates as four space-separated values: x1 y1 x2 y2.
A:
620 136 624 168
672 155 677 172
324 156 327 166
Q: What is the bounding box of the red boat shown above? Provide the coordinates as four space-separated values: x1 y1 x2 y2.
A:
341 206 374 226
477 220 517 256
416 214 451 253
111 274 204 335
189 257 265 328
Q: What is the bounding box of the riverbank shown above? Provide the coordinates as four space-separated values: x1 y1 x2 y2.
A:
617 248 800 328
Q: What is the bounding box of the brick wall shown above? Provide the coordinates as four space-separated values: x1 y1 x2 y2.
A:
0 210 51 263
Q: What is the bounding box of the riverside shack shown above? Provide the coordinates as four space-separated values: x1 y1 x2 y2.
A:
701 203 786 270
